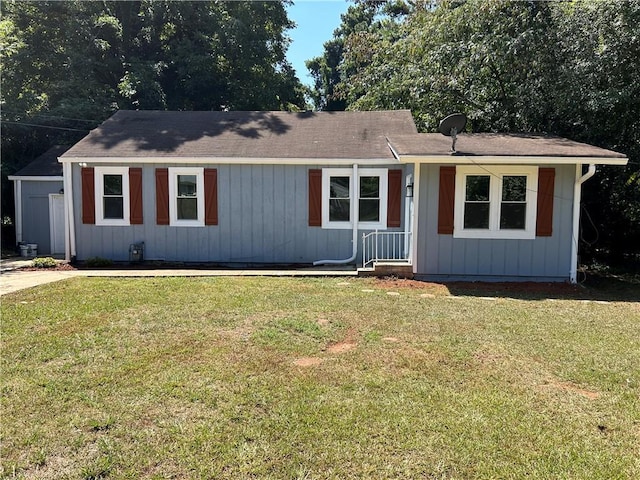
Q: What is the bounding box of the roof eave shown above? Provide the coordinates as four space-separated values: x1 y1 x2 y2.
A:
397 155 628 166
58 156 400 166
8 175 64 181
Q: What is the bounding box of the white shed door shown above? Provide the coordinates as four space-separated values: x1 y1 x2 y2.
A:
49 194 65 255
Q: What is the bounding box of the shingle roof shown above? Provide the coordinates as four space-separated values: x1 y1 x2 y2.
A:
61 110 417 160
11 145 69 177
60 110 627 163
387 133 627 158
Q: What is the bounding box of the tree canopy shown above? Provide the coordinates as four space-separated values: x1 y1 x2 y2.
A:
309 0 640 268
0 0 306 224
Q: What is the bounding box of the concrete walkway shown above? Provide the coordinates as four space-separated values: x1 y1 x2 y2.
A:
0 258 357 296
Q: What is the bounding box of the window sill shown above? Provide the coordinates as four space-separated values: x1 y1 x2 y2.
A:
322 222 388 230
95 219 130 227
169 220 205 227
453 229 535 240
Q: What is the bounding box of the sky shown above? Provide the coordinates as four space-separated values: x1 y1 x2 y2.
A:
285 1 350 87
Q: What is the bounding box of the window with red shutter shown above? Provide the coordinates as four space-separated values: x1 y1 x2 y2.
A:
204 168 218 226
129 168 143 225
536 168 555 237
81 167 95 224
387 169 403 228
156 168 170 225
308 169 322 227
438 166 456 234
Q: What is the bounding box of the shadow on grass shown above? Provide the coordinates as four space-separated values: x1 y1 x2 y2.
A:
443 273 640 303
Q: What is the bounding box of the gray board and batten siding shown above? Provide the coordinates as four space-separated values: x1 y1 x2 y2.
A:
72 162 409 264
415 163 575 282
9 145 68 255
18 180 64 255
64 110 416 264
61 110 628 276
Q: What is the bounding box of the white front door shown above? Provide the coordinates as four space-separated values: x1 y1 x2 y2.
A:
49 194 65 255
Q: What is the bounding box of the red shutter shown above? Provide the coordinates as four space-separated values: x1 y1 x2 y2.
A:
438 166 456 235
536 168 555 237
81 167 95 224
155 168 169 225
204 168 218 225
129 168 143 224
308 169 322 227
387 169 402 228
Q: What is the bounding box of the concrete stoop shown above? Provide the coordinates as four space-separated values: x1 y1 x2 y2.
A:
358 262 414 279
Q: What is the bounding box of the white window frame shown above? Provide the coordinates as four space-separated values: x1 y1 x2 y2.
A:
168 167 205 227
454 165 538 239
321 168 388 230
95 166 130 226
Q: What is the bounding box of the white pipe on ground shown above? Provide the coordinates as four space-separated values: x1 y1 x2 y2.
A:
569 164 596 284
314 164 359 266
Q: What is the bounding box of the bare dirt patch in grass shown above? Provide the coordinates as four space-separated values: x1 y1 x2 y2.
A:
293 357 324 367
372 276 590 300
473 348 602 401
326 341 357 354
543 380 601 400
326 327 358 354
374 277 448 292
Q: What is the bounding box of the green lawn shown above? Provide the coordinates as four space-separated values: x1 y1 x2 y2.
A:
2 277 639 479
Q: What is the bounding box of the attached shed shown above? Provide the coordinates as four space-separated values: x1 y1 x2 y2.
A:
8 145 68 255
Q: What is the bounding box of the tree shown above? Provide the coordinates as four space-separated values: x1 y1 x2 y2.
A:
0 0 306 229
309 0 640 268
306 1 407 111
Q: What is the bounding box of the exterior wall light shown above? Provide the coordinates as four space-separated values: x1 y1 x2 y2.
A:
406 183 414 197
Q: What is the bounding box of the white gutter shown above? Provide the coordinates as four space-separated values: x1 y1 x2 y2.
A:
314 164 360 266
569 164 596 284
8 175 64 181
396 155 628 166
62 161 77 261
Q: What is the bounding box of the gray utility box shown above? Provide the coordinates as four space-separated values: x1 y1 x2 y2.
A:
129 242 144 263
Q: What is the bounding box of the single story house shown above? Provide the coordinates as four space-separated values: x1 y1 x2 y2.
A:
55 110 627 282
9 145 68 256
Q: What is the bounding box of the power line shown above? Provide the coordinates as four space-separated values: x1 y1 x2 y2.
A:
0 120 90 133
1 110 103 124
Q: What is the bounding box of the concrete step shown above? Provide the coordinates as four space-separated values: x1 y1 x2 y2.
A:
358 262 413 279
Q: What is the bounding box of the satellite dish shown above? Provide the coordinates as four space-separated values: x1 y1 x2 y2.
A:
439 113 467 155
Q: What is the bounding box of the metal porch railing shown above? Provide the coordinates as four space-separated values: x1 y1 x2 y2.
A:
362 231 412 269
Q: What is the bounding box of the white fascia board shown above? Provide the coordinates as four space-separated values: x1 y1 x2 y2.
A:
59 156 400 166
8 175 64 181
397 155 628 166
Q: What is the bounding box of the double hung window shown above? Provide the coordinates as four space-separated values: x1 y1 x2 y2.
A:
322 168 388 229
169 167 205 226
454 166 537 239
95 167 130 226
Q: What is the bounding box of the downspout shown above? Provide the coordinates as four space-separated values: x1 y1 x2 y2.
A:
62 161 77 262
314 164 359 266
410 164 421 274
569 164 596 284
13 179 22 244
404 172 413 259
